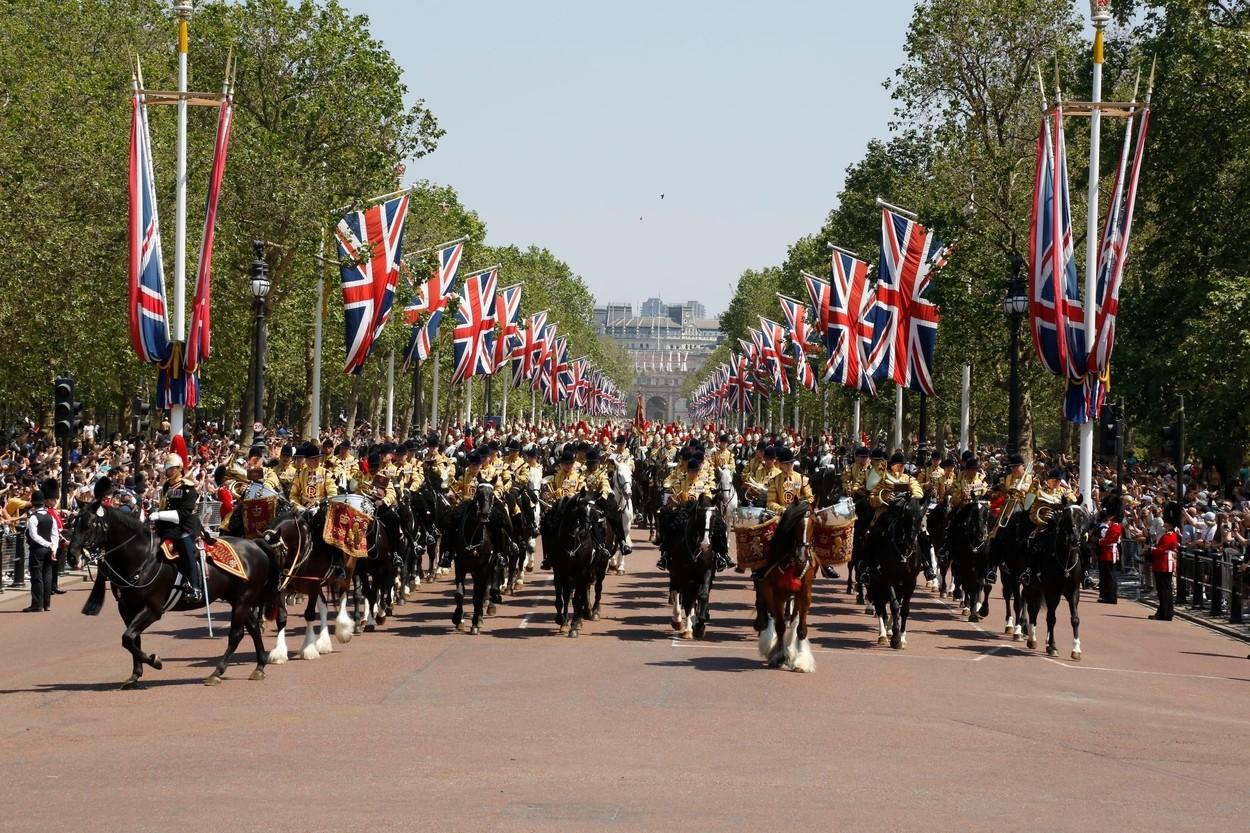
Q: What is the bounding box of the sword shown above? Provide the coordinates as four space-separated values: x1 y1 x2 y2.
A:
199 548 213 637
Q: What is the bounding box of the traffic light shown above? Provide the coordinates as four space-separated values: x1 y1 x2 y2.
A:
1161 425 1178 460
53 377 81 439
134 396 151 433
1099 405 1119 457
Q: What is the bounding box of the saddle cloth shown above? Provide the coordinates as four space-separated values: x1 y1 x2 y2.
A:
241 496 278 539
161 538 248 580
324 501 371 560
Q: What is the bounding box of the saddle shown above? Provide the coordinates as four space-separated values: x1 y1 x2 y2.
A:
161 537 248 579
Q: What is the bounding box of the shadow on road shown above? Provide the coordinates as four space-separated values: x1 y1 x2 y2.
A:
646 656 759 673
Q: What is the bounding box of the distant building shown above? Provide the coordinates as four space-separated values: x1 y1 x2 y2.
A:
597 299 724 422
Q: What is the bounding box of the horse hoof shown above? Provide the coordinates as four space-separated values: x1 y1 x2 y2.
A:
150 655 163 670
978 604 990 617
568 629 579 639
364 623 376 633
591 611 601 621
681 630 693 640
863 605 875 616
120 677 140 691
1004 625 1013 635
558 623 569 634
693 624 706 639
455 622 465 632
968 613 980 623
249 668 266 681
469 626 480 636
671 619 682 631
1070 650 1081 661
877 635 888 646
204 675 222 687
487 604 497 616
1012 632 1022 642
515 579 525 588
891 638 902 650
1027 637 1037 649
1046 647 1057 657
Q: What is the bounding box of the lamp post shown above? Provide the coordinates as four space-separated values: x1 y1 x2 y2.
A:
250 241 270 427
1002 253 1027 455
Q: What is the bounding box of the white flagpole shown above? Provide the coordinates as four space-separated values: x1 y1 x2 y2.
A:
894 385 904 450
311 252 325 438
1079 11 1109 510
502 366 511 425
170 3 192 439
385 349 395 438
959 364 970 453
852 394 861 445
431 345 441 426
465 376 473 426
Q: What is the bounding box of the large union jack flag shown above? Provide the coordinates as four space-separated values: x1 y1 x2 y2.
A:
515 310 547 387
758 317 792 395
492 284 523 374
127 75 172 367
451 268 498 384
777 294 816 353
823 249 877 394
336 193 410 374
865 208 945 394
402 241 463 369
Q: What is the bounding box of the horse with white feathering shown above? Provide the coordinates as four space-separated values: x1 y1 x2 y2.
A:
609 455 634 574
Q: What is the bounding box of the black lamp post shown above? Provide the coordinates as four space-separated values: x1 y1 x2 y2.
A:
250 241 270 427
1003 253 1028 455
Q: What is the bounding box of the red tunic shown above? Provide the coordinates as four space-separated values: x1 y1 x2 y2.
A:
1098 520 1122 563
1150 530 1179 574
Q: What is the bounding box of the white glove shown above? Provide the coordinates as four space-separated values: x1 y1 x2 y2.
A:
151 510 180 524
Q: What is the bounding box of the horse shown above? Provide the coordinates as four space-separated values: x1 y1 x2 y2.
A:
865 497 926 649
70 496 280 688
634 460 664 542
926 501 952 595
808 465 842 510
260 507 343 663
989 510 1031 640
664 495 724 639
947 499 993 622
410 464 453 581
394 492 423 601
608 462 635 574
713 464 739 525
352 510 398 632
446 483 501 635
502 481 539 594
544 492 609 637
755 502 816 672
1022 504 1090 660
845 496 874 605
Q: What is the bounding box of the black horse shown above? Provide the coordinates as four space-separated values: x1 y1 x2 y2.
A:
502 481 539 594
865 497 926 649
544 492 609 637
1022 504 1091 660
948 499 993 622
989 510 1031 640
445 483 502 635
927 501 952 596
846 496 874 607
663 495 725 640
633 460 664 542
71 488 280 688
410 463 453 581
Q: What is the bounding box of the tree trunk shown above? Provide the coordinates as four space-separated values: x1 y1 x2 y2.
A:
345 374 363 432
301 334 315 436
1019 385 1035 466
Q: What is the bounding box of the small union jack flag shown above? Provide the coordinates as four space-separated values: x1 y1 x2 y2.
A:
451 268 498 384
824 249 877 394
492 284 522 374
515 310 547 388
865 208 945 395
758 317 792 395
336 193 410 374
402 241 463 369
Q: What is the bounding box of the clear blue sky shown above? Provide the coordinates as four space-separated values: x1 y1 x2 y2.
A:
345 0 917 317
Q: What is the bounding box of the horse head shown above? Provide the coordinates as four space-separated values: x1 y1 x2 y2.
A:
474 482 496 523
68 500 109 563
1053 503 1090 573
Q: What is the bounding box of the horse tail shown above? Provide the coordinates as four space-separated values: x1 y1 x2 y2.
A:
256 532 284 620
81 561 109 616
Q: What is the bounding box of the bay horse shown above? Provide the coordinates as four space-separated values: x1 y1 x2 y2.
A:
665 496 723 640
71 489 280 688
544 492 609 638
446 483 501 635
1022 504 1090 660
756 502 816 672
865 497 926 649
948 499 993 622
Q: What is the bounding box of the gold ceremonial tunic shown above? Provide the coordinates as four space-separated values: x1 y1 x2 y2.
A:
289 467 335 509
766 470 813 513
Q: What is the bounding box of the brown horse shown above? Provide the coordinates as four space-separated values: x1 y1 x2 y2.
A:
756 502 816 672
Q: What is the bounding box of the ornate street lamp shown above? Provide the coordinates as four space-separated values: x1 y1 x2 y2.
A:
250 240 270 427
1002 253 1027 455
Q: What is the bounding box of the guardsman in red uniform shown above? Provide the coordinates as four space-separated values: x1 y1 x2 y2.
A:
1150 518 1179 621
1097 509 1122 604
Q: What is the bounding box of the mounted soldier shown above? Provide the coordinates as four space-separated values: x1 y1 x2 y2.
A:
150 453 205 604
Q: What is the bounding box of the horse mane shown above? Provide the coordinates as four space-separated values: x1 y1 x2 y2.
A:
768 501 810 561
105 504 153 538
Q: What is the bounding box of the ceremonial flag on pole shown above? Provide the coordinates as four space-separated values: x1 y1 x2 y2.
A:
865 208 945 395
451 268 498 384
1088 99 1150 413
824 248 877 394
777 294 816 352
533 322 556 392
184 76 235 377
127 69 172 367
492 284 522 375
402 241 463 369
335 192 410 374
517 310 547 386
758 317 791 395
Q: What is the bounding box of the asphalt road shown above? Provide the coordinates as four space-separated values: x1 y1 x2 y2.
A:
2 530 1248 833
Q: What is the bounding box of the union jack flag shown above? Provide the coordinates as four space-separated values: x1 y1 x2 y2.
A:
402 242 463 369
1090 101 1150 397
727 351 754 412
792 342 816 390
184 85 234 379
336 193 410 374
570 357 589 410
824 249 877 394
777 294 816 352
758 317 792 395
492 284 523 375
127 74 171 367
534 323 557 394
865 208 945 394
803 271 832 342
451 268 497 384
516 310 547 387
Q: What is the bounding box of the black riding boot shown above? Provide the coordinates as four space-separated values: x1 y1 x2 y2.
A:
822 564 840 580
179 537 205 604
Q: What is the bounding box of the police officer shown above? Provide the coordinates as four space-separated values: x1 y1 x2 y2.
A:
151 454 206 604
21 490 58 612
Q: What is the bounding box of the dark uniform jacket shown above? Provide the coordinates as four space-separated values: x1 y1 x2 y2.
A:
156 480 203 538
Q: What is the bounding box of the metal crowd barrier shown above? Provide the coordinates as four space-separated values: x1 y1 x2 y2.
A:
1175 546 1247 625
199 498 222 534
1 531 24 591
